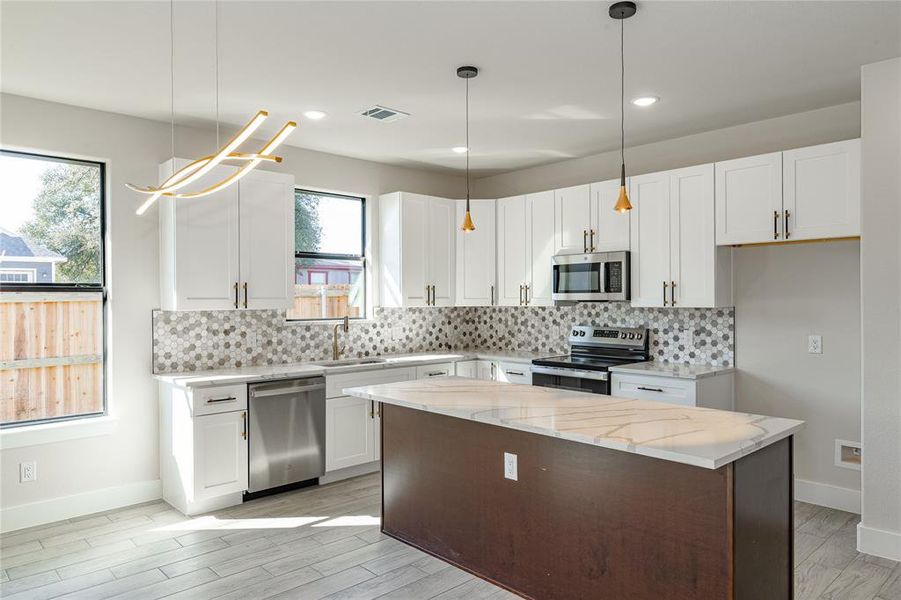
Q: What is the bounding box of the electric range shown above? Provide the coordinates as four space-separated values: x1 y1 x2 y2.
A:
531 325 650 395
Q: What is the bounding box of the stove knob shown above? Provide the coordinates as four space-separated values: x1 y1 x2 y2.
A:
571 329 579 337
627 333 634 339
637 333 643 339
620 333 627 339
580 331 586 337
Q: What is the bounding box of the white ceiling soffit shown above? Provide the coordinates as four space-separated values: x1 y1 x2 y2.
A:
1 1 899 176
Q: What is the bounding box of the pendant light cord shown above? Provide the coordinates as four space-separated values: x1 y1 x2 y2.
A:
620 18 625 167
170 0 175 162
465 76 470 203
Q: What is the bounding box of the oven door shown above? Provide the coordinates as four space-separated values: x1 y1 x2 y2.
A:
531 366 609 395
551 252 630 302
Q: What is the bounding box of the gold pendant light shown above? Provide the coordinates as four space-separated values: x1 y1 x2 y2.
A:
458 65 478 231
610 1 636 213
128 0 295 215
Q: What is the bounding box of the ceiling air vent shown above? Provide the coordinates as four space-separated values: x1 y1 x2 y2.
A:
359 105 410 123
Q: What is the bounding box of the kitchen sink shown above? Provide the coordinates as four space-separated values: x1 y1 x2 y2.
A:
311 357 387 367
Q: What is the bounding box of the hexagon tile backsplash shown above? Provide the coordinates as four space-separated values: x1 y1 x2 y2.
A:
152 305 734 373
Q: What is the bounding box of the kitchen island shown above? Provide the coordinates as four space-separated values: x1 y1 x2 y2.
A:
344 377 804 600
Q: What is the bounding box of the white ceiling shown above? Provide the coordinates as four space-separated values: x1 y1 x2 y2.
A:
2 1 899 176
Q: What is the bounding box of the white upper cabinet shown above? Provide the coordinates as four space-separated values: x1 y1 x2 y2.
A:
554 184 592 255
714 152 783 245
238 169 294 310
715 139 860 245
496 195 529 306
456 199 497 306
590 178 631 252
527 191 555 306
630 172 671 307
631 165 731 308
379 192 456 307
783 139 860 241
496 191 555 306
159 159 294 311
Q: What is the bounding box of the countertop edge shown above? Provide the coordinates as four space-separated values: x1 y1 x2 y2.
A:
608 363 736 380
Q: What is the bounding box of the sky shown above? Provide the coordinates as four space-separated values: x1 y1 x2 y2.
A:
0 153 51 233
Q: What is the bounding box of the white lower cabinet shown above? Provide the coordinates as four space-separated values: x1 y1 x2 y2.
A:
610 371 734 410
452 359 531 384
325 367 415 474
194 410 249 501
160 382 249 515
416 363 455 378
495 362 532 385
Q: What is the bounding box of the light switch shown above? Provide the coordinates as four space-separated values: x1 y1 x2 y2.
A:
504 452 518 481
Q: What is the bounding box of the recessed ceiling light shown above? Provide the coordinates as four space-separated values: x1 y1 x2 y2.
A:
631 96 659 107
303 110 327 120
452 146 468 154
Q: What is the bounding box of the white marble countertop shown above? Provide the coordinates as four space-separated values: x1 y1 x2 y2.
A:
153 351 542 387
608 361 735 380
344 377 803 469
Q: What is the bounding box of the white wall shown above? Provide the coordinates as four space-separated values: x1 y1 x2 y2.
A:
733 241 862 510
0 93 462 529
473 102 860 198
859 57 901 561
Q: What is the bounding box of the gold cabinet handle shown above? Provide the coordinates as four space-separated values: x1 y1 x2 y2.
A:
241 411 247 440
489 284 494 306
663 281 669 306
370 400 375 419
431 285 436 306
242 282 248 308
784 209 791 239
524 284 530 306
583 229 588 253
234 282 239 309
671 281 677 306
519 284 524 305
589 229 596 252
774 210 779 240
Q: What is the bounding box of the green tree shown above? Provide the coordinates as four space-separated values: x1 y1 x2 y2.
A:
295 191 322 253
21 163 101 283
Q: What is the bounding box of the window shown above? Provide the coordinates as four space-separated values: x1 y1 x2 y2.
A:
288 190 365 321
0 150 106 427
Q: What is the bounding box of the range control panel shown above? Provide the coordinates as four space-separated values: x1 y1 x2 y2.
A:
568 325 648 347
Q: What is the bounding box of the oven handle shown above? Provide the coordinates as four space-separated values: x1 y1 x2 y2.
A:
530 365 609 381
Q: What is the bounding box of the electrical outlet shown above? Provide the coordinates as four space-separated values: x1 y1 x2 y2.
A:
680 328 694 348
504 452 518 481
392 326 403 341
19 461 37 483
808 334 823 354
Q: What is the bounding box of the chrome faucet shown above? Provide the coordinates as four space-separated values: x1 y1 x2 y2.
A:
332 316 349 360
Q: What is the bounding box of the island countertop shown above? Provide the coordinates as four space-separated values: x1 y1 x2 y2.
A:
344 376 804 469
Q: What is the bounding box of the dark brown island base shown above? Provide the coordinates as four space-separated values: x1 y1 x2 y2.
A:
345 377 805 600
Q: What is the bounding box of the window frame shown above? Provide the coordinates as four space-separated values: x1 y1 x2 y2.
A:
0 149 108 429
289 188 367 322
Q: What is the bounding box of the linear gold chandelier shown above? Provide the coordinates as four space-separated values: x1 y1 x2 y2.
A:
128 0 296 215
128 111 296 215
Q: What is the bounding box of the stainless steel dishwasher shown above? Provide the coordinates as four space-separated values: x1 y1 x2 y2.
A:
247 376 326 495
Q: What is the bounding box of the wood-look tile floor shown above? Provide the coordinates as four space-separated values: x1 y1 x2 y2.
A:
1 473 898 599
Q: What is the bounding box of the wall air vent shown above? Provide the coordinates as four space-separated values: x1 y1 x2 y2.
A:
359 105 410 123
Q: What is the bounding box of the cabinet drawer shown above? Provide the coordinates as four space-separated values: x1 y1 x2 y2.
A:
192 384 248 416
610 374 696 406
328 366 415 398
497 362 532 385
416 363 455 379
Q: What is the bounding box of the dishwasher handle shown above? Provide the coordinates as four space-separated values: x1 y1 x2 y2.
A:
249 378 326 398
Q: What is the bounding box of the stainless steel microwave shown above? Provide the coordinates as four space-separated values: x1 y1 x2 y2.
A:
551 251 630 302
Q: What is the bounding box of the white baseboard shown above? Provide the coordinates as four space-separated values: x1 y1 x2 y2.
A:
858 523 901 562
319 462 379 485
1 479 162 533
794 478 861 514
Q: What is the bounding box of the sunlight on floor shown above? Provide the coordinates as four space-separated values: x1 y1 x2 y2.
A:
312 515 381 527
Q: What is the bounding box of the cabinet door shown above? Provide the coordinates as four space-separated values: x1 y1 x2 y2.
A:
496 195 528 306
783 139 860 241
455 360 478 378
554 184 591 255
455 199 496 306
590 178 631 252
416 363 454 378
193 410 248 500
400 193 430 306
496 362 532 385
630 172 671 307
477 360 495 381
238 169 295 309
670 164 717 308
166 161 240 310
714 152 783 245
527 190 556 306
325 395 376 471
428 197 456 306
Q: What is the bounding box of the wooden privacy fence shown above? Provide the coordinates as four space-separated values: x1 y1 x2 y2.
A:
288 284 362 320
0 293 103 425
